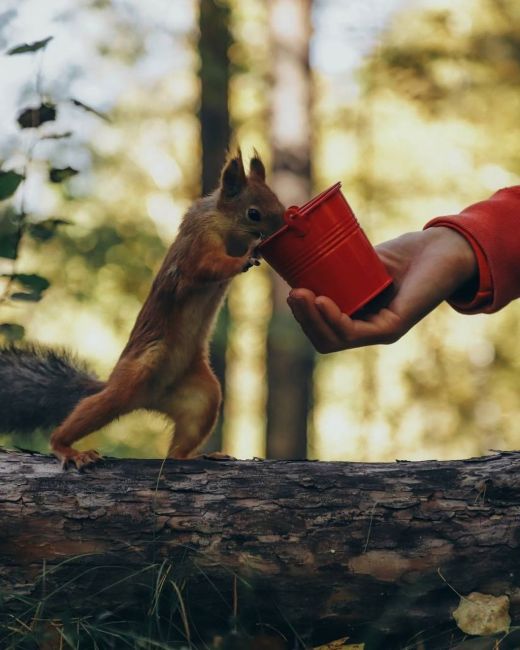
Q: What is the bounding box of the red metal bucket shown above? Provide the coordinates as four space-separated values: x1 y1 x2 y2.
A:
258 182 392 315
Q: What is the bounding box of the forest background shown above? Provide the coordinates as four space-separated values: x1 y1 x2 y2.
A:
1 0 519 464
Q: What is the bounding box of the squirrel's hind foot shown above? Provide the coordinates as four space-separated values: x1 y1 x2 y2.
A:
53 447 103 471
196 451 236 461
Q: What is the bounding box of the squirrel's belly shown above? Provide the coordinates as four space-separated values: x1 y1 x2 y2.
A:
146 284 227 402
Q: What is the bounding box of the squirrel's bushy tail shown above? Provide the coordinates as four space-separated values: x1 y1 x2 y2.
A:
0 345 105 433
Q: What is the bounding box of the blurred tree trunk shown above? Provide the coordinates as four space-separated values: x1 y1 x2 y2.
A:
199 0 231 195
266 0 315 459
198 0 232 452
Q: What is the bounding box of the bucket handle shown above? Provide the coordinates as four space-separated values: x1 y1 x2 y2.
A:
284 206 310 237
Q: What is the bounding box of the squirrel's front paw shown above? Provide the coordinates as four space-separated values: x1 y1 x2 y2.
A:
242 257 261 272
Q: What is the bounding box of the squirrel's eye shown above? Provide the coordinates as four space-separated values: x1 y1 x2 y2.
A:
247 207 261 222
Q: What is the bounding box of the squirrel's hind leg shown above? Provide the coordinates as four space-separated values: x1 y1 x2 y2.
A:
50 355 157 469
50 386 130 470
163 360 221 460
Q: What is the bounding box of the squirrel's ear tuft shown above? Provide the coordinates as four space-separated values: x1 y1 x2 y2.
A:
249 150 266 182
220 149 247 197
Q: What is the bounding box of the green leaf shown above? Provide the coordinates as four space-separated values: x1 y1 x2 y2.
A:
70 98 111 122
0 171 24 200
10 273 50 293
49 166 79 183
0 209 22 259
17 103 57 129
41 131 73 140
0 323 25 342
7 36 53 55
10 292 43 302
0 231 20 259
28 218 71 242
2 273 50 302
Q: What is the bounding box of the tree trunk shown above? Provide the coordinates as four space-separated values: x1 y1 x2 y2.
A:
2 449 520 648
198 0 232 453
266 0 315 460
199 0 231 196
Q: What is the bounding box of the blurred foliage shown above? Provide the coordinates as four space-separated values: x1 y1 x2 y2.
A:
313 0 520 461
1 0 199 457
0 35 74 341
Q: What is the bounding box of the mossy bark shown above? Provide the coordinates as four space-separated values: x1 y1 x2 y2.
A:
1 449 520 648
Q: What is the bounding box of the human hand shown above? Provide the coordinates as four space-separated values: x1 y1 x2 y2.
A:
287 227 478 352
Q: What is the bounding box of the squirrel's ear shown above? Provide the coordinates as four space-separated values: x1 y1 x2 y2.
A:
220 149 247 197
249 150 266 182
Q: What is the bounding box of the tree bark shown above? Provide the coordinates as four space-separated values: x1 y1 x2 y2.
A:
2 449 520 648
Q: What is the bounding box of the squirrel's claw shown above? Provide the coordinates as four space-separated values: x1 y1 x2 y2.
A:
56 448 103 471
242 257 261 273
196 451 236 461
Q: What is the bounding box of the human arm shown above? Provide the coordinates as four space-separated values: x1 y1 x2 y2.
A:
287 226 478 352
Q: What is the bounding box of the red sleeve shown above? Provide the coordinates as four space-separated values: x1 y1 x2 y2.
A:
423 186 520 314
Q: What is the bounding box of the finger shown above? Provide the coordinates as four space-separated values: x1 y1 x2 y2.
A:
314 296 352 339
291 290 388 350
348 308 405 346
313 295 390 345
290 290 406 350
288 296 339 346
316 297 405 347
288 287 316 303
289 290 339 340
288 290 343 352
314 297 372 345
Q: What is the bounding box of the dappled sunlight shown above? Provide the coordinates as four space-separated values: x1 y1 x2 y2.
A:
224 267 271 459
139 145 183 190
25 292 125 373
81 409 172 458
478 163 518 191
146 192 184 240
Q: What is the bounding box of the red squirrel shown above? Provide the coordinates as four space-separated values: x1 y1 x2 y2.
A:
0 151 284 468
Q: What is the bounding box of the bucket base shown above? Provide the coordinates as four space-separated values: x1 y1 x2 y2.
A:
350 280 394 318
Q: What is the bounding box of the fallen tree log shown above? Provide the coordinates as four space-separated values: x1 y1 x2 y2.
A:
1 448 520 649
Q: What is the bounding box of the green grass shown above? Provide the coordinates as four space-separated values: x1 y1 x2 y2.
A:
0 556 294 650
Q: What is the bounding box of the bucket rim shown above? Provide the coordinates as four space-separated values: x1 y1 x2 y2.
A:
298 181 342 216
258 181 342 251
